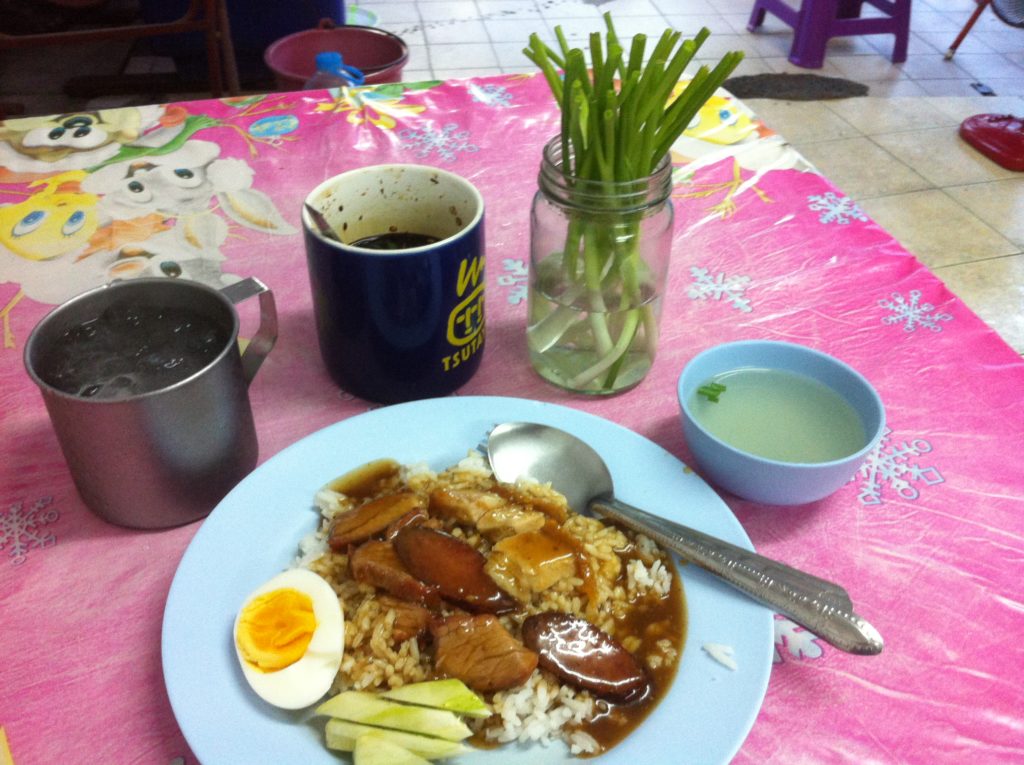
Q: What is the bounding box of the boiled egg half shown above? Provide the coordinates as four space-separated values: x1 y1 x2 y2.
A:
234 568 344 709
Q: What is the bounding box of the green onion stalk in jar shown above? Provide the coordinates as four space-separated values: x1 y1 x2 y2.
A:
523 15 743 394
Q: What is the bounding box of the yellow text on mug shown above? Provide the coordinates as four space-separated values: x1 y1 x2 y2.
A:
442 256 485 372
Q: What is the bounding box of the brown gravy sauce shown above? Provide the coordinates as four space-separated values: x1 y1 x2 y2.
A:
542 521 600 612
577 545 687 755
331 461 687 756
471 529 687 755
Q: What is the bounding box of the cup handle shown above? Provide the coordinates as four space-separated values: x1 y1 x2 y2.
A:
220 277 278 385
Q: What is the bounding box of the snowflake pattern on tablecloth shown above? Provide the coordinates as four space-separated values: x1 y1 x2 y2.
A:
398 123 479 162
688 266 753 312
498 259 529 305
773 615 824 663
879 290 953 333
468 82 513 107
853 428 944 505
1 497 59 565
807 191 868 225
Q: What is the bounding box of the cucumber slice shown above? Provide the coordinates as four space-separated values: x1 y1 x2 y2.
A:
316 691 471 741
353 731 431 765
325 719 468 760
380 679 491 719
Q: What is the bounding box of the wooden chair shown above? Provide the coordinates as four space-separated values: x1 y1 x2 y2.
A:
747 0 912 69
0 0 240 101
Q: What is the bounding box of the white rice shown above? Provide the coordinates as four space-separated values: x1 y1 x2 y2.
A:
314 487 352 519
634 533 661 562
626 557 673 598
481 671 599 754
452 450 492 476
401 461 438 481
294 528 328 569
702 642 738 671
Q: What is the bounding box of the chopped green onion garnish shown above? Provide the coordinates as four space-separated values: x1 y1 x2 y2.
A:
697 382 727 403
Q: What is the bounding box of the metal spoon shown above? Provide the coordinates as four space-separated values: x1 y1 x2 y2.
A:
304 202 342 242
487 421 884 656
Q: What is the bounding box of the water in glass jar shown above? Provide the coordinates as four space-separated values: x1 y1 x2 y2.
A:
527 287 662 394
39 301 228 399
688 367 866 463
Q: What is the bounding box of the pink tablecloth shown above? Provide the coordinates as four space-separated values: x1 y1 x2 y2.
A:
1 74 1023 764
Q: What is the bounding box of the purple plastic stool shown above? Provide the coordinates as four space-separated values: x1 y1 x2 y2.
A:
747 0 911 69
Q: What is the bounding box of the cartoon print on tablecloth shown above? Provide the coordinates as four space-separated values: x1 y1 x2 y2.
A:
85 138 293 228
81 138 295 283
808 191 868 225
0 172 116 348
0 107 167 182
313 81 439 129
688 265 753 312
1 497 58 566
0 103 297 349
0 106 171 345
248 114 300 146
853 428 944 505
399 122 480 163
214 94 306 152
671 86 814 220
673 158 774 221
774 615 825 663
498 258 529 305
682 92 763 147
880 290 953 333
468 82 514 108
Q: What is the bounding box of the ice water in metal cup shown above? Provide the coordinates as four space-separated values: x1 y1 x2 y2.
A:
23 277 277 529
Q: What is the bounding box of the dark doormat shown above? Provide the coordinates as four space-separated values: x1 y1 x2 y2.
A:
723 73 870 100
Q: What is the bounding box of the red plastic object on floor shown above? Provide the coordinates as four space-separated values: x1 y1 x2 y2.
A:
959 114 1024 172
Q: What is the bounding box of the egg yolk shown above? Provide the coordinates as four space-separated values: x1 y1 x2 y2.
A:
236 588 317 671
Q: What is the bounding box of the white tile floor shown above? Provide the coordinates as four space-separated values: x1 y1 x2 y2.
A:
362 0 1024 93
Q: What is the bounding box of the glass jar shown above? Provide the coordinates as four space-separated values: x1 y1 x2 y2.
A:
527 136 674 395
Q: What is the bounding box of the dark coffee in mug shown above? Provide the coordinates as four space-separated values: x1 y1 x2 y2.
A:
303 165 486 404
350 232 440 250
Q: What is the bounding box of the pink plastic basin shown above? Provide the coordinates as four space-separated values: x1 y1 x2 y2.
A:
264 24 409 90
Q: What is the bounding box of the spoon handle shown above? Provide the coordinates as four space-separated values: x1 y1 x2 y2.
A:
590 496 884 655
304 203 341 242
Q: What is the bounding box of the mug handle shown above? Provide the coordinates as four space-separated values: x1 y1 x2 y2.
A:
220 277 278 385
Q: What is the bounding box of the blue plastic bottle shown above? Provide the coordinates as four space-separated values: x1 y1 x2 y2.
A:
303 51 366 89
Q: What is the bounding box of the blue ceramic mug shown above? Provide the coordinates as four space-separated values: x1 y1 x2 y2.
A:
303 164 485 403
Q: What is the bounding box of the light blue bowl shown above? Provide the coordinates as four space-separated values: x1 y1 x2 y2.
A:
677 340 885 505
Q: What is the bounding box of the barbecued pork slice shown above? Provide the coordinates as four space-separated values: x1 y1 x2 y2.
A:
385 507 429 540
429 488 505 526
485 528 578 601
393 526 520 614
349 539 441 608
495 484 569 524
329 491 427 550
430 613 538 692
476 505 547 541
522 612 651 704
377 595 431 643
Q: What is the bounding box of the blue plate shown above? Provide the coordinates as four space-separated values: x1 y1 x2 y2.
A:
162 396 773 764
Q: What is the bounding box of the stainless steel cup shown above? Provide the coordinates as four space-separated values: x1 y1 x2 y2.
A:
24 277 277 529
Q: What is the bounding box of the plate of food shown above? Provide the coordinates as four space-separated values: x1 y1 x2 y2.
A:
162 396 773 764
